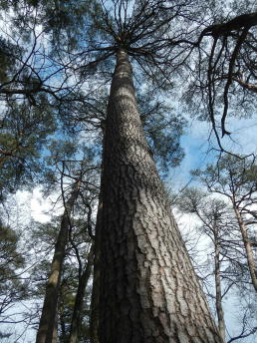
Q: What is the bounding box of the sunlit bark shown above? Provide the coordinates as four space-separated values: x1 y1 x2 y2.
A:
96 48 222 343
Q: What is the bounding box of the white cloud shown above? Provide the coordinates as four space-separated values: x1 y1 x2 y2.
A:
30 188 52 223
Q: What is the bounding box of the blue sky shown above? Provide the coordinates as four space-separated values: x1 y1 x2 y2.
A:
168 114 257 193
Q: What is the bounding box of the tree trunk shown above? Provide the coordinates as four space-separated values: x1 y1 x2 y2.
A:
69 244 94 343
214 234 225 341
36 180 81 343
96 48 222 343
234 206 257 291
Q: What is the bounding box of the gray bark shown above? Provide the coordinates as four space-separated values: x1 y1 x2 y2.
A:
96 48 222 342
36 180 80 343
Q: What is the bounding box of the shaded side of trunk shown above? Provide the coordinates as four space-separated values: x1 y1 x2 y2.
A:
214 233 225 341
69 244 94 343
36 181 80 343
89 196 103 343
234 206 257 291
97 48 222 343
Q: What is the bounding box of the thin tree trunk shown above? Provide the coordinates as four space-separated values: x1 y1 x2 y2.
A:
96 48 222 342
36 180 81 343
234 206 257 291
90 195 103 343
69 244 94 343
214 234 226 341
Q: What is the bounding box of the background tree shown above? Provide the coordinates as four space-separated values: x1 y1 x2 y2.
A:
175 187 256 342
193 154 257 291
34 140 99 343
27 214 95 343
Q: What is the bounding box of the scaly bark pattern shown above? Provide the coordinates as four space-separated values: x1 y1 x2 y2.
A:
97 49 222 343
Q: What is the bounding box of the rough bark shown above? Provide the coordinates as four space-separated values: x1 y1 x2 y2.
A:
96 48 222 343
234 206 257 291
69 244 94 343
36 181 80 343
